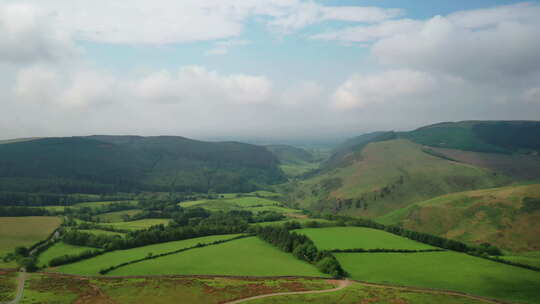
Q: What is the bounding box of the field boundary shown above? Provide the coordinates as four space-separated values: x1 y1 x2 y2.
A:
30 273 514 304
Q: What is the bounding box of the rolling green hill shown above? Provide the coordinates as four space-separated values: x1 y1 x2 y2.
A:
377 183 540 252
0 135 285 195
287 139 508 217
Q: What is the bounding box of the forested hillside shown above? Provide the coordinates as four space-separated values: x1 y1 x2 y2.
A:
0 136 285 195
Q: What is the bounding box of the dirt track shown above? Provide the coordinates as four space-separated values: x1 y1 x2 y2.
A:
1 271 26 304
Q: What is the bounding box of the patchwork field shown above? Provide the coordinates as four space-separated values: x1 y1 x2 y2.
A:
57 234 242 275
296 227 435 250
19 273 332 304
336 251 540 304
377 183 540 251
38 242 98 268
179 197 301 215
0 216 61 267
108 237 325 277
94 209 142 222
248 281 485 304
98 218 170 231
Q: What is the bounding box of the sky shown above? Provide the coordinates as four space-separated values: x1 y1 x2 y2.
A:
1 0 539 142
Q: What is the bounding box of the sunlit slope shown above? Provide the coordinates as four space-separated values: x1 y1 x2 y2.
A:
377 184 540 252
289 139 508 217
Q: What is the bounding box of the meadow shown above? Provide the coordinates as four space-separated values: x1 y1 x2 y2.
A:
98 218 170 230
296 227 435 250
0 216 61 267
78 229 125 237
94 209 142 222
179 196 302 215
38 242 97 268
0 270 16 302
500 251 540 268
108 237 325 277
252 218 332 227
56 234 243 275
336 251 540 303
248 281 486 304
19 273 331 304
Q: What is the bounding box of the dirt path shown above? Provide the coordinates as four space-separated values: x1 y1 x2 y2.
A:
223 279 351 304
2 271 26 304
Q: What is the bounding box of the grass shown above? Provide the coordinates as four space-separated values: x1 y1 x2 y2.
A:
0 216 61 267
20 273 331 304
94 209 142 222
248 281 485 304
336 251 540 304
99 218 170 231
179 196 302 215
0 270 16 302
252 218 333 227
108 237 326 277
38 242 98 267
280 162 320 178
78 229 125 237
73 200 138 208
296 227 435 250
290 139 509 217
376 183 540 252
500 251 540 268
57 234 243 275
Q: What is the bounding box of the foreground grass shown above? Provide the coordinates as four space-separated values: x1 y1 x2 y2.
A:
296 227 435 250
0 216 61 267
38 242 98 268
336 251 540 304
108 237 325 277
57 234 241 276
20 273 332 304
248 281 485 304
0 270 16 302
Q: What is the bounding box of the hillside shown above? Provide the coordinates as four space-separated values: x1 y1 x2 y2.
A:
286 139 508 217
377 183 540 252
0 136 285 194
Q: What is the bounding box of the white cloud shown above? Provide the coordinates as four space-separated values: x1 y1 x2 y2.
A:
205 39 250 56
311 19 421 42
332 70 437 110
0 4 76 63
279 81 323 106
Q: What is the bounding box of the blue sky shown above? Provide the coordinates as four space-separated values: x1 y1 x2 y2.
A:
0 0 539 140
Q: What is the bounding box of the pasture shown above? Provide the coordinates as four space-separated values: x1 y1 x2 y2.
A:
78 229 125 237
248 281 485 304
296 227 435 250
253 218 332 227
179 196 302 215
108 237 325 277
0 217 61 266
73 200 138 208
500 251 540 268
38 242 97 267
57 234 242 275
95 209 142 222
336 251 540 303
99 218 170 230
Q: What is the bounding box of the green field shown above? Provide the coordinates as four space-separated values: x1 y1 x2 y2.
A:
99 218 170 230
252 218 333 227
38 242 98 267
248 281 485 304
57 234 242 275
179 196 301 215
108 237 325 277
73 200 138 208
500 251 540 268
0 270 16 302
20 273 331 304
296 227 436 250
0 217 61 267
336 251 540 303
95 209 142 222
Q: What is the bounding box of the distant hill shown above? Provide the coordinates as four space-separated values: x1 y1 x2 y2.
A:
287 120 540 218
264 144 314 165
0 136 285 194
377 183 540 252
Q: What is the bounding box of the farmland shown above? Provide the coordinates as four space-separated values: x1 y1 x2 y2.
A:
98 218 171 230
108 237 325 277
336 251 540 303
296 227 435 250
57 234 242 275
38 242 98 268
94 209 142 222
179 196 301 215
78 229 125 237
0 217 61 267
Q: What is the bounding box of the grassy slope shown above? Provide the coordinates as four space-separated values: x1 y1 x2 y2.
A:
57 234 241 275
0 216 61 267
180 197 301 215
337 251 540 304
21 274 331 304
249 282 485 304
38 242 97 267
377 184 540 252
296 227 435 250
95 209 142 222
291 139 507 217
101 218 171 230
108 237 325 277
